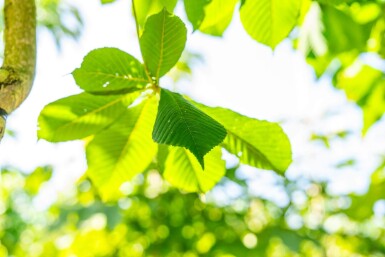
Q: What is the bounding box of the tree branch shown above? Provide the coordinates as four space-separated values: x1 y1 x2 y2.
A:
0 0 36 141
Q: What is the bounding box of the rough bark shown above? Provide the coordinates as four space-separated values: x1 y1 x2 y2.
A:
0 0 36 140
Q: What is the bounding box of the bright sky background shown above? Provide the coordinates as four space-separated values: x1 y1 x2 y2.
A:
1 0 385 207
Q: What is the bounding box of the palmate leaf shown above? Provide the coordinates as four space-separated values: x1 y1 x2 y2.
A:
240 0 301 48
198 0 238 36
86 97 158 201
152 89 226 169
196 104 292 173
38 92 139 142
72 47 149 94
164 146 225 192
140 9 187 80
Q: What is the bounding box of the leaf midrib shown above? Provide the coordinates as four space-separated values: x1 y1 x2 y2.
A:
53 94 135 139
184 148 203 192
111 101 148 182
83 70 150 84
225 130 282 173
168 92 201 159
156 10 167 80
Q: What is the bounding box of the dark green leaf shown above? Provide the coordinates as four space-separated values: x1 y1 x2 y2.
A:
152 89 226 168
140 9 187 79
72 47 148 94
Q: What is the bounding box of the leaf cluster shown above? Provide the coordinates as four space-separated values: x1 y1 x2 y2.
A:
38 7 292 200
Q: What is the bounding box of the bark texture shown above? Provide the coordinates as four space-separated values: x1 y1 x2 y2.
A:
0 0 36 140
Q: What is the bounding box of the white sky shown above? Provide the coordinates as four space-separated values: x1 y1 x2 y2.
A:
1 0 385 205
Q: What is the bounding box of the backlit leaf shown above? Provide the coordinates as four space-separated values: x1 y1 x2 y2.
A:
140 9 187 79
86 97 158 201
196 104 292 173
73 47 148 94
199 0 238 36
134 0 178 28
38 92 139 142
164 146 225 192
184 0 211 30
240 0 301 48
152 89 226 168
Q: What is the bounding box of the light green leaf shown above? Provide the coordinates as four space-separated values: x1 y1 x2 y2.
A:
184 0 211 30
164 146 225 192
38 92 139 142
140 9 187 79
196 104 292 173
73 47 148 94
134 0 178 28
86 97 158 201
240 0 301 48
152 89 226 169
199 0 238 36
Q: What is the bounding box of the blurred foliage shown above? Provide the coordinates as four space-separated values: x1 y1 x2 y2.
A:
36 0 83 48
0 0 83 50
3 0 385 256
295 0 385 133
1 165 385 257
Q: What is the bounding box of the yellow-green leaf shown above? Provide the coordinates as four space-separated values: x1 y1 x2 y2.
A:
72 47 148 94
240 0 301 48
164 146 225 192
86 97 158 201
199 0 238 36
196 104 292 173
140 9 187 79
38 92 139 142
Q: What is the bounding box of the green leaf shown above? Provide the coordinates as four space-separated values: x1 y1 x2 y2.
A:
164 146 225 192
72 47 148 94
240 0 301 48
362 81 385 134
196 104 292 173
140 9 187 80
345 162 385 220
152 89 226 169
38 92 139 142
198 0 238 36
101 0 116 4
184 0 211 30
134 0 178 28
322 5 373 55
24 166 53 195
336 63 385 133
86 97 158 201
